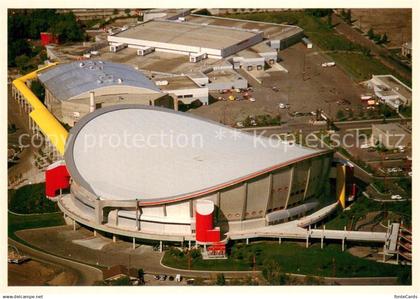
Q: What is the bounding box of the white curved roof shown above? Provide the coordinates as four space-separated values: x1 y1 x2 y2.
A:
38 60 160 101
65 105 326 203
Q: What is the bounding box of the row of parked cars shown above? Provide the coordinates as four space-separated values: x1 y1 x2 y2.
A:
153 274 182 282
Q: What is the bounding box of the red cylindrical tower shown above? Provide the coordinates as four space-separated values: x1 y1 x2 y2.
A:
195 199 214 242
45 161 70 198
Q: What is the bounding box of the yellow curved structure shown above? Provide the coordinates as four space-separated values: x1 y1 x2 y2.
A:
12 63 69 155
336 164 346 209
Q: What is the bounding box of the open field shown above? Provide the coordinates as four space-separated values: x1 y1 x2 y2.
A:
227 11 411 85
8 260 77 286
350 9 411 48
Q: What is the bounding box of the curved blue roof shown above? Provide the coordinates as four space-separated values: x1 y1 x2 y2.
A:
38 60 160 101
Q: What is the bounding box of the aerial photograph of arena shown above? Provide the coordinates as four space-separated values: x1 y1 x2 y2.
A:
6 7 412 287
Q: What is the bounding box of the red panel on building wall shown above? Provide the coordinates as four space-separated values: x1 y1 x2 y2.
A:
40 32 59 46
206 228 221 242
45 162 70 198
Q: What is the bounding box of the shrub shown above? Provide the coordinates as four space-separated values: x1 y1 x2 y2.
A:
9 183 60 214
190 248 202 259
216 273 226 285
262 259 288 285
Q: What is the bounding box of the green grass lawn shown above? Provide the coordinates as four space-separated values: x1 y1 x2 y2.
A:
162 242 410 280
329 52 396 82
226 11 411 86
325 196 411 230
8 212 65 240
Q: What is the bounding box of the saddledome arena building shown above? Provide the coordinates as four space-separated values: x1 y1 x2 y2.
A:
53 105 332 244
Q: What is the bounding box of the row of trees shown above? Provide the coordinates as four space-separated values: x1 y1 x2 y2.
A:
8 9 85 68
367 28 388 44
340 9 352 24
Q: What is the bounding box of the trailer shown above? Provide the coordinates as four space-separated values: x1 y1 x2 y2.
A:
321 61 336 67
137 46 155 56
109 43 127 53
302 37 313 49
190 52 207 63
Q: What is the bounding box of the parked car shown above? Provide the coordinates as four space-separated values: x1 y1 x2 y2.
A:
391 195 402 200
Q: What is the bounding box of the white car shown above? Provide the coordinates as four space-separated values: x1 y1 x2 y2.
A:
279 103 286 109
249 97 256 102
391 195 402 200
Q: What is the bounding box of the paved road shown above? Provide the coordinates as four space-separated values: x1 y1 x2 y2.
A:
9 238 103 286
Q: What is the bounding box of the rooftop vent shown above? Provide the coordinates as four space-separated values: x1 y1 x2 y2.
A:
155 80 169 86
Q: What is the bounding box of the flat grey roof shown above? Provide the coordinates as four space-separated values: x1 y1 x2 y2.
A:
112 20 259 50
186 14 303 40
38 60 161 101
65 105 327 203
152 76 199 90
373 75 412 100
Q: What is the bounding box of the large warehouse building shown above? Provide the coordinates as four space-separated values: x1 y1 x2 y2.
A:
46 105 333 247
108 19 264 59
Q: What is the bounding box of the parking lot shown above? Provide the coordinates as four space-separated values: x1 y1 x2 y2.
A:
191 42 367 125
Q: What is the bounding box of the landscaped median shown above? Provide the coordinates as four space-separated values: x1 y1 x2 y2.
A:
162 242 411 283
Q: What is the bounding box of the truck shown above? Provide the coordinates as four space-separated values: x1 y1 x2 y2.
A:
109 43 127 53
321 62 336 67
190 52 207 63
137 46 155 56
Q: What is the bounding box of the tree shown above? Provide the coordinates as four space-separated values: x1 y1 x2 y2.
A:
31 80 45 103
345 9 352 24
15 54 30 72
137 268 145 285
262 259 287 285
361 47 371 57
327 12 332 28
216 273 226 285
336 109 345 121
8 39 31 67
111 276 131 286
124 9 131 16
51 13 84 42
380 33 388 44
305 9 332 18
367 28 375 39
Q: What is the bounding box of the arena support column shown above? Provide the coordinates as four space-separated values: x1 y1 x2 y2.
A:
95 198 104 224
